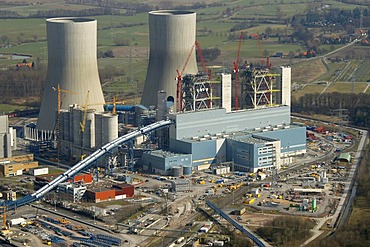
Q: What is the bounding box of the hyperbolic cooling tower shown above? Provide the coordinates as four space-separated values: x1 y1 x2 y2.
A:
37 17 105 131
141 10 198 108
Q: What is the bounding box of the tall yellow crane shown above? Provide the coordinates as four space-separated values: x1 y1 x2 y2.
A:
80 91 90 160
52 84 76 164
79 95 125 160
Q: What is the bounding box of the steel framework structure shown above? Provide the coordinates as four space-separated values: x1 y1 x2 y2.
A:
242 68 280 109
181 74 221 112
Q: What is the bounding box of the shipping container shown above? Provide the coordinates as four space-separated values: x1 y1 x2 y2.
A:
29 167 49 176
8 217 26 226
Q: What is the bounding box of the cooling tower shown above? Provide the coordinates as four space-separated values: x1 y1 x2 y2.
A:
37 17 105 131
141 10 198 108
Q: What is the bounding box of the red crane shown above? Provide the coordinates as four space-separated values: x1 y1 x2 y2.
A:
195 40 210 79
233 31 243 111
176 42 196 112
251 33 264 67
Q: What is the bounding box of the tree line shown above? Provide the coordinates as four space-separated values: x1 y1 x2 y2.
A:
257 216 313 246
292 92 370 127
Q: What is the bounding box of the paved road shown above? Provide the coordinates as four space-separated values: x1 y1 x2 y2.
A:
300 129 368 246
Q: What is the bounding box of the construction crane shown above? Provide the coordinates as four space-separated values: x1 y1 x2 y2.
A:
79 95 125 160
233 31 243 111
195 40 209 79
250 33 264 67
80 91 90 160
176 42 196 112
52 84 76 165
195 40 213 108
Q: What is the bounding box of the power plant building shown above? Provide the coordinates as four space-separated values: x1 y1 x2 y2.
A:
142 66 307 173
141 10 198 109
37 17 105 131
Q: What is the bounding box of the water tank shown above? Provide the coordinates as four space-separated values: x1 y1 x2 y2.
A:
102 113 118 145
172 166 184 177
183 166 192 176
141 10 198 109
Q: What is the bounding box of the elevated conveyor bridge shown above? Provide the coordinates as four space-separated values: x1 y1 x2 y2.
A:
1 120 172 211
206 200 271 247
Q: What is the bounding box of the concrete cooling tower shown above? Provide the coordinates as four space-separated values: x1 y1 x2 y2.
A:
141 10 198 108
37 17 105 131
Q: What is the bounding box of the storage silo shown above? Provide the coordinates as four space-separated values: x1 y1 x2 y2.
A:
141 10 198 109
172 166 184 177
183 166 192 176
95 113 103 148
37 17 105 131
83 109 96 148
102 113 118 146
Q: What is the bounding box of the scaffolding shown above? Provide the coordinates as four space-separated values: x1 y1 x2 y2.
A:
242 68 280 109
181 73 221 112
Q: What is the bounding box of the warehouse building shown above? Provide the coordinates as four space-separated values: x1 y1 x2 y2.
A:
171 179 191 192
35 173 93 184
0 154 38 177
57 183 87 203
85 184 134 203
142 150 192 175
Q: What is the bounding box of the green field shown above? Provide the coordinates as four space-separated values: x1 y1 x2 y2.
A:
0 104 29 113
0 0 368 104
326 82 369 94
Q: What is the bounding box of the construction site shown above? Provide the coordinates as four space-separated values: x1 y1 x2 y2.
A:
0 10 367 247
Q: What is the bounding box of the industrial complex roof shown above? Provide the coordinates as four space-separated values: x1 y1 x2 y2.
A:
149 150 187 158
337 153 351 162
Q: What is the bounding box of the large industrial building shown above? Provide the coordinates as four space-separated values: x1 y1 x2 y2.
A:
142 66 306 173
24 11 306 177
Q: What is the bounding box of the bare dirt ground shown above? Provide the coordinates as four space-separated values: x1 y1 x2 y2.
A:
291 59 327 84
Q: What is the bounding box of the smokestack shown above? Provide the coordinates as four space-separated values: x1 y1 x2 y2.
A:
141 10 198 109
37 17 105 131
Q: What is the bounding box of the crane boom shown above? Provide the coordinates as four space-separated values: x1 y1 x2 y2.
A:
195 40 208 78
176 42 196 112
80 91 90 134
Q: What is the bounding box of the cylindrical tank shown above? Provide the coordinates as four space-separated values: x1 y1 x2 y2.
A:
102 113 118 145
141 10 198 109
37 17 105 131
83 109 95 148
183 166 192 176
95 113 103 148
312 197 317 211
172 166 184 177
